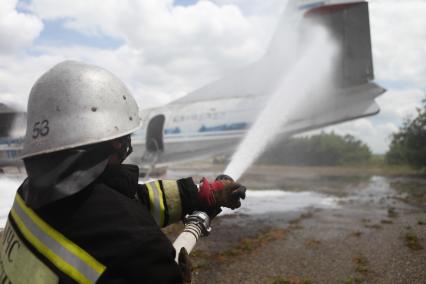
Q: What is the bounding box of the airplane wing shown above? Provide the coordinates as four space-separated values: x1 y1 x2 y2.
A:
135 1 385 168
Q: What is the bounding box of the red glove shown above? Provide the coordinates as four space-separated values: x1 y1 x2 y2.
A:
198 177 246 210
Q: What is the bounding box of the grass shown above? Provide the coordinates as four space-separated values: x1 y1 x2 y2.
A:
352 256 369 274
405 232 424 251
300 212 314 219
347 255 369 283
289 219 300 225
268 276 312 284
387 208 399 218
357 155 424 176
344 276 364 284
304 239 321 249
255 154 424 177
417 219 426 225
391 180 426 206
364 224 383 229
217 228 287 259
190 228 288 266
350 231 362 238
288 211 314 229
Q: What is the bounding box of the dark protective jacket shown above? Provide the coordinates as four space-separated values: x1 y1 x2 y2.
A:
1 164 200 284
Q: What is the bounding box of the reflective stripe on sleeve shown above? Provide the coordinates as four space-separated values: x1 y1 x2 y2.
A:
146 181 165 227
161 180 182 224
10 194 106 284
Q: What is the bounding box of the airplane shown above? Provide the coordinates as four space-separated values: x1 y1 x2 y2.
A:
0 0 385 175
0 103 26 169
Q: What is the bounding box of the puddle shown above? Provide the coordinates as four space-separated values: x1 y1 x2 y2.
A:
339 176 394 205
221 189 339 216
0 173 424 228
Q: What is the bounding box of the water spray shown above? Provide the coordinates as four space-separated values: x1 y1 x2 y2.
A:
224 24 338 181
172 9 339 266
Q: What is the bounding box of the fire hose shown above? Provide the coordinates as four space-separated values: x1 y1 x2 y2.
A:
172 211 211 262
172 174 234 262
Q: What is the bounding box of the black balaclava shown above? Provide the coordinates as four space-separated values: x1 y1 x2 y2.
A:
21 135 133 208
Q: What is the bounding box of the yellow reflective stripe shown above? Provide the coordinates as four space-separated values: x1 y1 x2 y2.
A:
146 182 156 218
155 181 165 227
15 195 105 275
12 195 106 283
10 209 92 283
162 180 182 224
1 220 59 284
146 181 166 227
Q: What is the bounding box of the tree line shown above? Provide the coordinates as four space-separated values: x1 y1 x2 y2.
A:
256 97 426 169
385 98 426 169
257 132 371 166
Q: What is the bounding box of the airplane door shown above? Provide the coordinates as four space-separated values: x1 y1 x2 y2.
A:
146 114 165 152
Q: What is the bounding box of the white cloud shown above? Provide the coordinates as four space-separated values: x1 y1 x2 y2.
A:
321 89 425 153
376 88 425 121
27 0 273 67
0 0 43 53
27 0 124 37
0 52 62 107
370 0 426 89
211 0 286 16
2 0 281 108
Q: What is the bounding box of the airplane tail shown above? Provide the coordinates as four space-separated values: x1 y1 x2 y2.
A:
249 0 385 137
302 1 374 88
172 0 384 105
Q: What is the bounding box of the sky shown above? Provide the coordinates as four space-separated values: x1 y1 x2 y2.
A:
0 0 425 154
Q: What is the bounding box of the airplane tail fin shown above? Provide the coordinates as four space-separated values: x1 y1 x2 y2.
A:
302 1 374 88
173 1 383 105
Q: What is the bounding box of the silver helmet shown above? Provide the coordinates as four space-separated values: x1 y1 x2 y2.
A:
21 61 141 158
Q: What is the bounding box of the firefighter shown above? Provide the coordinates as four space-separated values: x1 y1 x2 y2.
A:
0 61 246 283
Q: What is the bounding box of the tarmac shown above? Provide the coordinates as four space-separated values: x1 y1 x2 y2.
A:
164 164 426 284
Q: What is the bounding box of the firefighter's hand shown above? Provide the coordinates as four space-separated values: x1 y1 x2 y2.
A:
178 247 192 283
198 176 246 210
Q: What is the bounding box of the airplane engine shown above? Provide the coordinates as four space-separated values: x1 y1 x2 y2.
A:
0 104 26 167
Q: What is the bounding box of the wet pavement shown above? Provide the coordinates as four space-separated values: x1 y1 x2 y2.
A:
164 165 426 284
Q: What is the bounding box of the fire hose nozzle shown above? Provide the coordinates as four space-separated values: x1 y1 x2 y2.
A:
184 211 211 236
173 211 211 262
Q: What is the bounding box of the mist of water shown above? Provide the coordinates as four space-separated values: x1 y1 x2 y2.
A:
220 189 338 216
225 14 338 180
